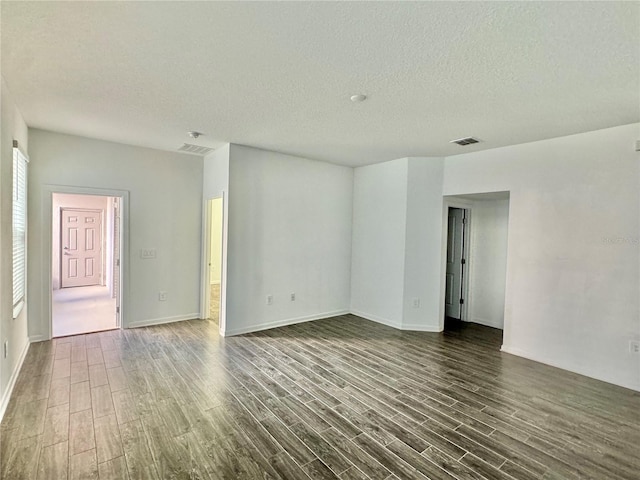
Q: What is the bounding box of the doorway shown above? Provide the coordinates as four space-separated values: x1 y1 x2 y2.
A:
52 193 122 337
441 193 510 340
445 207 468 328
205 197 223 325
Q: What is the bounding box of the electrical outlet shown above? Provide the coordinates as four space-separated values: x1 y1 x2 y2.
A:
3 341 7 359
630 340 640 354
158 291 167 301
141 248 157 259
266 295 273 305
412 298 420 308
290 293 296 301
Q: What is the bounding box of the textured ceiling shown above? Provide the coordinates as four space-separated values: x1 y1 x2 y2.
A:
2 1 639 167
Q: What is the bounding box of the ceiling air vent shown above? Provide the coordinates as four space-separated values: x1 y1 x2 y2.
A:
178 143 214 156
450 137 480 146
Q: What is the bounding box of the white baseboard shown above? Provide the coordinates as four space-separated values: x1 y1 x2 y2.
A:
500 345 640 393
127 313 200 329
350 310 441 332
223 309 350 337
470 317 504 329
401 322 442 332
350 309 403 330
28 334 47 343
0 338 31 422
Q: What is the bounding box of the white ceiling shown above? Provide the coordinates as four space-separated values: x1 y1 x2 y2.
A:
2 1 638 167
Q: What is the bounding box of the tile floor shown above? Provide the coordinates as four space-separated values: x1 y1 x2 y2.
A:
52 285 117 338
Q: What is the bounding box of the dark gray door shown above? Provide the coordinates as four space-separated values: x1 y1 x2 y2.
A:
445 208 465 319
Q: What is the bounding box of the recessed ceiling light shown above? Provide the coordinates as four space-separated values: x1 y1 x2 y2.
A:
350 94 367 103
188 131 204 139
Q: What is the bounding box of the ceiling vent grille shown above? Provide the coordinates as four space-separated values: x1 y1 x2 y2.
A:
450 137 480 146
178 143 214 155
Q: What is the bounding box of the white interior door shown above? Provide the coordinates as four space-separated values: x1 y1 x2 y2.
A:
61 208 103 288
445 207 466 319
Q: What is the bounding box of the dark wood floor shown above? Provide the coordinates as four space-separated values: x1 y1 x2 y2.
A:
1 315 639 480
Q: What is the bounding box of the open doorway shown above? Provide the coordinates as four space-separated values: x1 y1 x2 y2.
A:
442 193 510 341
444 206 468 329
205 197 223 325
52 193 121 337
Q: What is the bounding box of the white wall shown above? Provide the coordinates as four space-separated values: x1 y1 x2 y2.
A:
225 144 353 335
467 198 509 329
203 144 229 200
52 193 110 290
443 123 640 391
0 77 30 419
28 129 203 337
350 158 408 327
402 158 445 331
350 157 445 331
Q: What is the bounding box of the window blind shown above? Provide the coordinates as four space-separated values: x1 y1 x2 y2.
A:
13 144 28 318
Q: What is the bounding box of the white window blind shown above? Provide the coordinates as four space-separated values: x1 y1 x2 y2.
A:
13 143 28 318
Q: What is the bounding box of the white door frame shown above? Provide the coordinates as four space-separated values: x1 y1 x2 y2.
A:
439 197 473 330
42 185 129 340
200 193 228 335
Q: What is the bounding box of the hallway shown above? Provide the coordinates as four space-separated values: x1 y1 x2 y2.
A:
53 286 117 337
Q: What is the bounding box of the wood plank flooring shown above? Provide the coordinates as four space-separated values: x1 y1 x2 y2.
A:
1 314 639 479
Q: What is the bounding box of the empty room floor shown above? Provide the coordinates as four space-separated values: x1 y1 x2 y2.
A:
52 285 117 338
1 316 638 480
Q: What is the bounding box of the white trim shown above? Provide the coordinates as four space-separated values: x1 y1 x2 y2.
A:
223 310 443 337
469 317 504 329
40 185 129 340
350 309 403 330
200 198 212 318
127 313 200 329
500 345 640 393
28 335 47 343
401 323 442 332
439 198 474 329
0 339 30 422
223 310 350 337
351 310 442 332
200 194 228 336
219 193 229 336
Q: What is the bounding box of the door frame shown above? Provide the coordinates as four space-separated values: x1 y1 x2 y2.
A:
59 207 104 289
444 206 467 321
41 185 129 340
439 197 473 330
200 193 228 335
